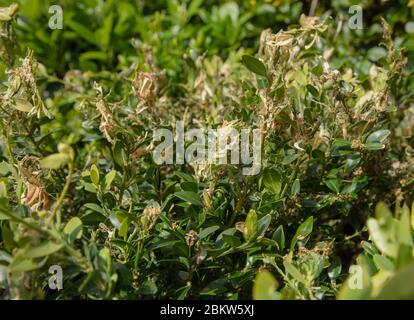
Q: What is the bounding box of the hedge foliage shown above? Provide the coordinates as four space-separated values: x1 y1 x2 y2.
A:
0 0 413 300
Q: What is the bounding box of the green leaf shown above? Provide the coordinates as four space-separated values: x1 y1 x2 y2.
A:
12 98 32 112
262 169 282 195
175 171 196 183
396 244 414 268
222 234 241 247
281 154 297 165
376 263 414 299
411 202 414 230
84 203 105 215
9 257 38 273
283 260 306 284
2 224 15 250
366 129 390 144
361 241 379 256
328 257 342 279
187 0 204 19
364 142 385 151
373 254 394 272
253 270 280 300
367 218 399 258
0 181 8 200
40 153 69 169
119 217 129 239
307 84 319 97
24 242 63 258
113 142 127 167
325 179 341 194
293 69 307 86
367 47 387 62
399 206 413 247
272 225 285 251
80 180 97 193
290 216 313 251
90 164 100 186
0 250 11 263
79 51 108 61
66 18 99 46
104 170 117 190
241 55 267 77
64 217 83 242
244 209 258 241
290 179 300 197
198 226 220 240
0 161 12 175
138 280 158 295
375 202 393 225
345 153 361 173
98 247 111 271
174 285 191 300
174 191 203 206
257 214 271 237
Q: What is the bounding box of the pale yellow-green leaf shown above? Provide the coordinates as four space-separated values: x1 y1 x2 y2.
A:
244 209 258 241
412 202 414 231
104 170 117 190
399 206 413 247
371 270 394 298
375 201 393 226
118 217 129 239
376 263 414 299
64 217 83 241
367 218 399 258
283 260 307 284
40 153 69 169
12 98 33 112
24 242 63 258
0 181 7 199
253 270 280 300
90 164 100 186
10 257 38 273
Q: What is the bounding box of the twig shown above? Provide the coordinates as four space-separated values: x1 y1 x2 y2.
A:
47 158 74 226
309 0 318 16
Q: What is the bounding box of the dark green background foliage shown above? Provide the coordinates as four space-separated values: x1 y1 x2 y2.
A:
0 0 413 299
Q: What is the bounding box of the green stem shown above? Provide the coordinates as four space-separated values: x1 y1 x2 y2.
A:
47 158 74 226
280 155 306 199
0 206 47 235
1 129 16 166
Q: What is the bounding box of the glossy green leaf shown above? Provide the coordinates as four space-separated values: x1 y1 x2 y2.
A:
290 216 313 251
272 225 285 251
64 217 83 241
366 129 390 144
241 55 267 77
198 226 220 240
174 191 203 206
262 169 282 195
